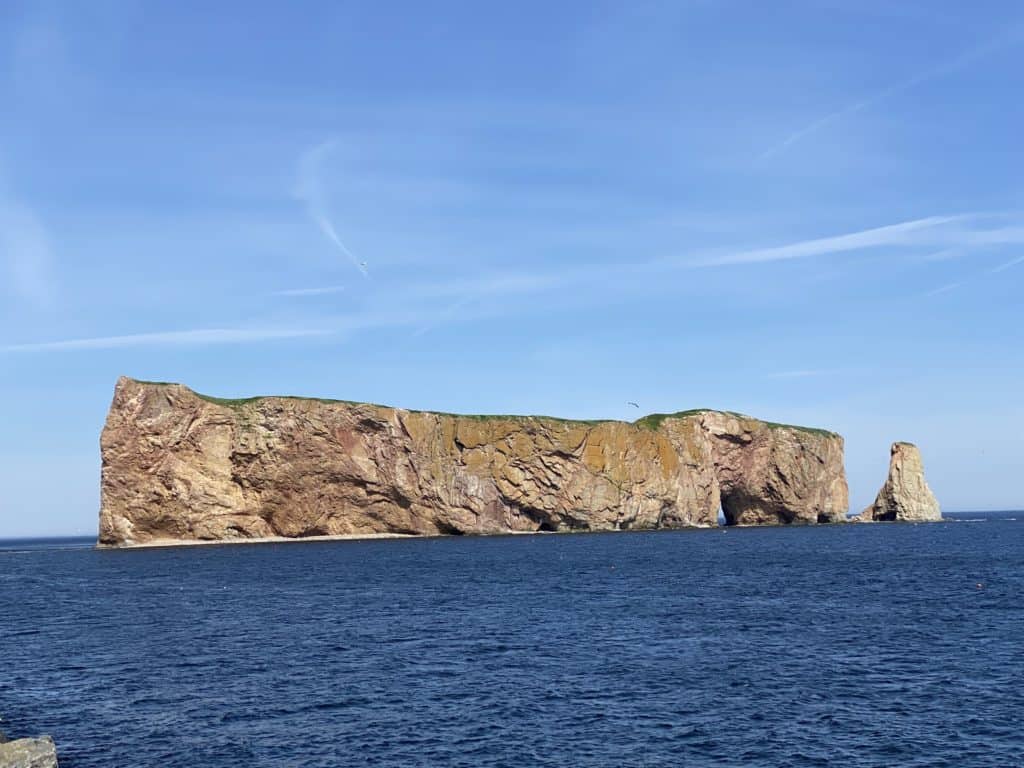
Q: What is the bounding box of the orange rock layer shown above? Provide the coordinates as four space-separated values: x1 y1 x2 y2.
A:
98 377 849 546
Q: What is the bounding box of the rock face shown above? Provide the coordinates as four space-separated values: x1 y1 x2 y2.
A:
857 442 941 522
98 377 849 546
0 737 59 768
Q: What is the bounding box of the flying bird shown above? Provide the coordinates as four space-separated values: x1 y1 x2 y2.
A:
627 402 639 409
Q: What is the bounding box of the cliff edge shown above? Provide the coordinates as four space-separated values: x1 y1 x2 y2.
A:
98 377 849 546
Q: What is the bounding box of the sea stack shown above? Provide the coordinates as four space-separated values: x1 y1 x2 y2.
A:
98 377 850 546
858 442 941 522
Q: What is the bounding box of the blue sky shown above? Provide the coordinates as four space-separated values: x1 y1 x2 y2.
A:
1 0 1022 536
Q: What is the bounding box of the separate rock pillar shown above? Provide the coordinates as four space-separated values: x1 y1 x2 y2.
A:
857 442 941 522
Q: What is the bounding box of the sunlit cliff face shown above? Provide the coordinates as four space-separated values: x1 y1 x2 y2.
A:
99 378 849 546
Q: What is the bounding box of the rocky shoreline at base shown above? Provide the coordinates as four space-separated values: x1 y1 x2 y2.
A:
855 442 942 522
0 725 59 768
95 377 944 548
98 377 851 546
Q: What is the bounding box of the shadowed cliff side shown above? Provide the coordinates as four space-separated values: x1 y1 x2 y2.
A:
98 377 849 546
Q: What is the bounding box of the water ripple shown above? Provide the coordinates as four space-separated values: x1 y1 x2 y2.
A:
2 516 1023 766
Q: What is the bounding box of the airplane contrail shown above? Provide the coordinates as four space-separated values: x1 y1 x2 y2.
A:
762 27 1024 159
296 141 369 278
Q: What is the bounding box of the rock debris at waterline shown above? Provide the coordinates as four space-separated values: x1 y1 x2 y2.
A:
0 734 60 768
99 377 851 547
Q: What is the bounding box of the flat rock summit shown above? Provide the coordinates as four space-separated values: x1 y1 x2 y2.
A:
99 377 852 546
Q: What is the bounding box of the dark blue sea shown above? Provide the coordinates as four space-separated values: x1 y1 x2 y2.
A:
3 513 1023 767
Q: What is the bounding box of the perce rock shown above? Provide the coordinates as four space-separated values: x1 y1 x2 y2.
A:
857 442 941 522
98 377 850 546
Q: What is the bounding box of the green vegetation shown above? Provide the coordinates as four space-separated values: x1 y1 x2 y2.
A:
133 379 357 409
133 379 609 421
411 410 612 426
128 378 836 435
195 393 358 408
763 421 839 438
194 394 264 408
633 407 838 437
632 409 714 431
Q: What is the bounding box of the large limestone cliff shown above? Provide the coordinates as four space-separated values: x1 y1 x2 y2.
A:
98 377 849 546
857 442 941 522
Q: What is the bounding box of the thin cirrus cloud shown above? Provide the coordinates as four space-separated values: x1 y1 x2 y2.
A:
275 285 346 297
921 252 1024 297
921 234 1024 296
923 281 964 297
989 254 1024 273
0 305 482 355
764 369 842 380
294 141 369 278
686 215 969 267
1 327 334 353
8 215 1019 354
761 26 1024 159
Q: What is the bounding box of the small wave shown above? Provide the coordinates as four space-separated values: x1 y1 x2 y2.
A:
6 526 1024 768
0 544 94 555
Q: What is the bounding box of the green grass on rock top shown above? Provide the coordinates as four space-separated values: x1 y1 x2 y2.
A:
130 379 837 436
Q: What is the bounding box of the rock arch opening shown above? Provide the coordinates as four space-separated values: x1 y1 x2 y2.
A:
719 491 794 526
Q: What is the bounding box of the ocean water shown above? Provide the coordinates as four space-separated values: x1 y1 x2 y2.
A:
2 513 1023 767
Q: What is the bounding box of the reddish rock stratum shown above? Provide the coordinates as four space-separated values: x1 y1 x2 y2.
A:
99 377 850 546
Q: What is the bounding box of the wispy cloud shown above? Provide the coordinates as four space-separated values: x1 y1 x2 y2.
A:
764 369 842 379
399 272 561 300
988 254 1024 274
402 271 578 336
960 225 1024 246
762 28 1024 159
2 327 333 353
0 200 57 309
1 302 501 354
10 212 1019 354
689 215 967 267
412 296 478 337
275 285 346 297
914 247 966 262
295 141 369 277
923 281 964 297
919 250 1023 297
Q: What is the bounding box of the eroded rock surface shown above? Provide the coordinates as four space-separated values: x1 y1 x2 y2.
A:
99 377 849 546
0 737 59 768
857 442 941 522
